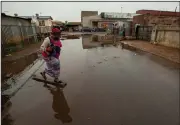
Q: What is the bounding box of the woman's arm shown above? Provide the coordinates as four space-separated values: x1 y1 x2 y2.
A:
40 37 50 52
59 40 62 48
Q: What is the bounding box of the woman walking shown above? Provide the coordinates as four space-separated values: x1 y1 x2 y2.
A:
40 27 66 86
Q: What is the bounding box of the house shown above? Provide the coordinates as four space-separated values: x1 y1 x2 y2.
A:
82 11 137 30
20 14 53 34
20 14 53 26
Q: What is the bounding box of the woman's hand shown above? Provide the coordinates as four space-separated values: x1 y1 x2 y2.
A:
46 46 53 52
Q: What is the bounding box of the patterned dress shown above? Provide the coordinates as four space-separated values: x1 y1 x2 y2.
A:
41 37 62 78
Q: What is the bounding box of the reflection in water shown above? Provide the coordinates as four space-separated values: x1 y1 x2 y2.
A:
91 35 98 42
44 85 72 123
82 35 117 49
2 95 11 110
2 97 14 125
2 114 14 125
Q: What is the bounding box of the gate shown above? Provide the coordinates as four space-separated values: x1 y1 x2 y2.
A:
137 26 152 41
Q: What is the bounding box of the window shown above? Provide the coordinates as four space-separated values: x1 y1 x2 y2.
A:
39 20 45 26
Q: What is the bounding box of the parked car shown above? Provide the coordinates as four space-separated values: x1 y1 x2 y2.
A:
82 27 92 32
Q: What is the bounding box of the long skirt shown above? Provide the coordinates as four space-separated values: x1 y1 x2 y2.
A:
43 56 60 78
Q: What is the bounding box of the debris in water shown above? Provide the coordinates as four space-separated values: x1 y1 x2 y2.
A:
97 62 102 64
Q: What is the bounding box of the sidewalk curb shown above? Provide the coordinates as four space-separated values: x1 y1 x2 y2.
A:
2 59 45 97
121 42 180 64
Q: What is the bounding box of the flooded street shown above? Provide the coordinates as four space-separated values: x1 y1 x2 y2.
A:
3 35 179 125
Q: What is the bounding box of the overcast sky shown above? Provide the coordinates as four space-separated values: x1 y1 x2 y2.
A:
2 2 179 22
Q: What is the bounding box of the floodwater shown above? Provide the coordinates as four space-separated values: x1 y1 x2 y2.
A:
2 35 179 125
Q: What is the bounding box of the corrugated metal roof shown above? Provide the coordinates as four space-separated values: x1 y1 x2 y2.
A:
66 22 81 26
19 16 53 20
38 16 53 20
52 20 64 24
20 16 32 19
1 13 31 20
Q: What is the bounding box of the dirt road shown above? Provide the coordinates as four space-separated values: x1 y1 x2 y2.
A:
2 36 179 125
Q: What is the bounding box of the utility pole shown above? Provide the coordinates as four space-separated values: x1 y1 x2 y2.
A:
175 6 177 12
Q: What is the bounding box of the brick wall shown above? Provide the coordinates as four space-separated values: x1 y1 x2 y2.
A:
133 15 180 26
136 10 180 17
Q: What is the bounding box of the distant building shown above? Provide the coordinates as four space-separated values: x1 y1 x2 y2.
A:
81 11 98 24
82 15 101 28
82 11 136 35
20 14 53 27
20 14 53 34
65 22 82 32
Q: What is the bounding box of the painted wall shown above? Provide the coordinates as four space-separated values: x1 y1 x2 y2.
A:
151 26 180 48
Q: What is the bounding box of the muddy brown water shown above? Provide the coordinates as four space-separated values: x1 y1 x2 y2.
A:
2 35 179 125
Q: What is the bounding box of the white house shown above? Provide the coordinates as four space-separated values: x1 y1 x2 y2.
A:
20 14 53 34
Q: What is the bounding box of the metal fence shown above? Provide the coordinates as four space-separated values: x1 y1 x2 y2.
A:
1 25 51 57
137 26 153 41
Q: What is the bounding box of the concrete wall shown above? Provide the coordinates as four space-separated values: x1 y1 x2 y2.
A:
82 15 101 27
151 26 180 48
81 11 98 23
